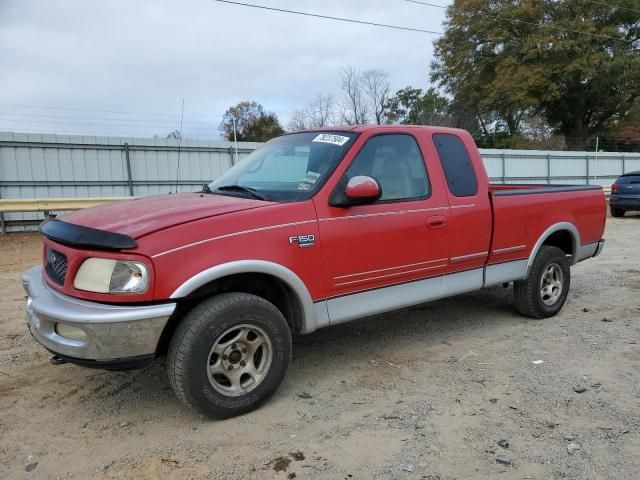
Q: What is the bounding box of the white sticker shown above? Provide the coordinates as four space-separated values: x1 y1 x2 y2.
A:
312 133 350 146
305 171 321 184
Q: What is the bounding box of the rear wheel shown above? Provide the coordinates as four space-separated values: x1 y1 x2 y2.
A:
514 246 570 319
610 206 625 217
167 292 292 418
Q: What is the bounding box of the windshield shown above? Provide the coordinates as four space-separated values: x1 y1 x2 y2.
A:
209 131 358 202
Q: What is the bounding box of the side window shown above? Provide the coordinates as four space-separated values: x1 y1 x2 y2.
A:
433 134 478 197
346 134 429 201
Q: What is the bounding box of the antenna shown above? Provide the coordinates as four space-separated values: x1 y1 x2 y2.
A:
174 99 185 193
232 115 239 165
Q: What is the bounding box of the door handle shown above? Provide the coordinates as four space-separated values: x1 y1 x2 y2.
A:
427 215 447 229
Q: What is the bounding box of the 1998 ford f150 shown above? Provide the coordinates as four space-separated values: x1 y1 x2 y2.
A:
23 125 606 417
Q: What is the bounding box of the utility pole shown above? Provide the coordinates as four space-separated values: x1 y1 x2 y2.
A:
594 136 599 184
174 99 185 193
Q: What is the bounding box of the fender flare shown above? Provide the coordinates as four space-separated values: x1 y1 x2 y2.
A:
169 260 318 334
526 222 580 277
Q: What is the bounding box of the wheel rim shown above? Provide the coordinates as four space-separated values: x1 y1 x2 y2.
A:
207 324 273 397
540 262 564 306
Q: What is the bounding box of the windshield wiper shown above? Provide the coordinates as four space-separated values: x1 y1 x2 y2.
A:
215 185 268 200
201 184 214 194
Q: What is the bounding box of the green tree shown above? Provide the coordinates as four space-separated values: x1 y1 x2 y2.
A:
602 98 640 152
165 129 182 140
385 87 451 125
220 101 284 142
432 0 640 150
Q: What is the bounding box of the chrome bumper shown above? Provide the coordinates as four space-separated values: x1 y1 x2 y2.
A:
22 266 176 361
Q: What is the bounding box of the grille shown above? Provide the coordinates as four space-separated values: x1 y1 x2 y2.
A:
45 247 67 285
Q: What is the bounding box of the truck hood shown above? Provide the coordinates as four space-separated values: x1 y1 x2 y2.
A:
60 193 271 239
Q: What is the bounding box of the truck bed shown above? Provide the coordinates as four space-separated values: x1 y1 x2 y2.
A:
487 183 606 278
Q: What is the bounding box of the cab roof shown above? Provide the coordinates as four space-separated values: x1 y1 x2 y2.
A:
308 124 469 136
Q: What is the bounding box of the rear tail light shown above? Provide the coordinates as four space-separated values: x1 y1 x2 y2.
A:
611 183 618 192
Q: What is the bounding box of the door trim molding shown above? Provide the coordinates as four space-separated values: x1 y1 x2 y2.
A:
318 206 448 222
333 257 449 280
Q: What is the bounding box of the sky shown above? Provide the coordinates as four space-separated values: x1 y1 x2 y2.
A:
0 0 451 140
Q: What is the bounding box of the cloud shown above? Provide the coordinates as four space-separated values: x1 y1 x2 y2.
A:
0 0 449 138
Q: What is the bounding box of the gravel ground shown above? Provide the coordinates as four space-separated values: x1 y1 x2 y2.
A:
1 214 639 480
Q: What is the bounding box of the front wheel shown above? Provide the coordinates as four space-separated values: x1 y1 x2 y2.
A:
513 246 570 319
167 293 292 418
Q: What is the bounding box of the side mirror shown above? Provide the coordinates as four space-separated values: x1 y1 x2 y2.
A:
330 175 381 207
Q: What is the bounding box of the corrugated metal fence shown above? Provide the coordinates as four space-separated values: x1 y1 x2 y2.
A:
0 132 260 230
481 148 640 185
2 132 639 231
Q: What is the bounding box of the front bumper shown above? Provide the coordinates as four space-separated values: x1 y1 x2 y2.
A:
22 266 176 362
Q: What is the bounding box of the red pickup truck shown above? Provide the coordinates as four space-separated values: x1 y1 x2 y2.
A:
23 125 606 418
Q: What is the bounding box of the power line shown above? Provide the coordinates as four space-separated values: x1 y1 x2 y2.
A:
401 0 448 10
213 0 443 35
0 126 219 138
584 0 640 14
0 110 220 126
213 0 632 43
403 0 640 14
0 117 219 131
0 102 219 119
403 0 631 42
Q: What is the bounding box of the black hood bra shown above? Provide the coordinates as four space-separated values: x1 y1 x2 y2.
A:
40 218 137 250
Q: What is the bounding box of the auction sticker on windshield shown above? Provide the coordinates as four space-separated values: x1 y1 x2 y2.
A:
312 133 350 146
305 171 321 184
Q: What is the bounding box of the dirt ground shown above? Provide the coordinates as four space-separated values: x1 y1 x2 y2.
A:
1 214 639 480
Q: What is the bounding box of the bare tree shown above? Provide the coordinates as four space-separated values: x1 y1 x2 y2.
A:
362 69 391 124
288 108 309 132
288 94 337 131
291 67 391 129
308 94 336 127
340 67 369 125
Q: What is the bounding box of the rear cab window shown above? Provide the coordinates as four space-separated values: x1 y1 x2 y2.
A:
618 175 640 184
433 134 478 197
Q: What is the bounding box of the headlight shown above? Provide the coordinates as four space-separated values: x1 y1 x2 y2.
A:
74 258 149 294
109 261 149 293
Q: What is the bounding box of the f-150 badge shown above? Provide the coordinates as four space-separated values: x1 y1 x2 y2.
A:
289 235 315 248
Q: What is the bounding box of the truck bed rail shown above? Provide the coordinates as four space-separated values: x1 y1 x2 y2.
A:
0 197 131 233
490 184 604 196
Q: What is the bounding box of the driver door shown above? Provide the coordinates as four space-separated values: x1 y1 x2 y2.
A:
313 132 451 323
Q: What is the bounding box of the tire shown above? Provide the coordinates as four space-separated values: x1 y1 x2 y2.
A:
610 206 625 217
167 293 292 419
513 246 570 319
